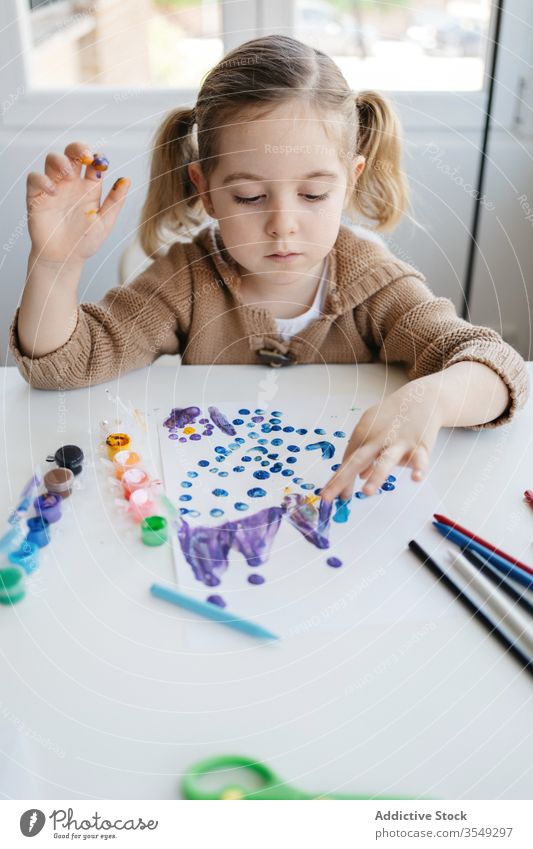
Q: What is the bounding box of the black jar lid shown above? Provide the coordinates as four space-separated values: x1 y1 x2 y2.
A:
54 444 84 475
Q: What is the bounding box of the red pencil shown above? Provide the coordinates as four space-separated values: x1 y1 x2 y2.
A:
433 513 533 578
524 490 533 511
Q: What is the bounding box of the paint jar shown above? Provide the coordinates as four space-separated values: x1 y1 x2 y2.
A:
33 493 62 523
127 488 156 523
121 468 150 500
8 540 39 574
0 567 25 605
44 468 74 499
141 515 168 547
26 516 51 548
113 450 142 480
0 523 26 556
54 444 84 476
105 432 131 459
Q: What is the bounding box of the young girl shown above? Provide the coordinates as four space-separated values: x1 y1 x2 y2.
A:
10 35 528 504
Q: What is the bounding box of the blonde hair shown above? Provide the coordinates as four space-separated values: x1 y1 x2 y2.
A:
139 34 408 256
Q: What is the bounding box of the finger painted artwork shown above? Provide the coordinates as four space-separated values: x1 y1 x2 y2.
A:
158 399 432 636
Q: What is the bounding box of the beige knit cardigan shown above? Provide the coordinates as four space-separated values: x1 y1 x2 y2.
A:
9 223 529 428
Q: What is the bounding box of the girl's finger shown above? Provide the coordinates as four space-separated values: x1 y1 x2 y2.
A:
83 151 110 183
27 171 57 202
408 445 429 482
98 178 131 222
64 141 93 177
361 443 406 495
321 441 380 502
44 152 75 184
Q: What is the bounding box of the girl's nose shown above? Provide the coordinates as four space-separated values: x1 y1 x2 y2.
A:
266 207 297 238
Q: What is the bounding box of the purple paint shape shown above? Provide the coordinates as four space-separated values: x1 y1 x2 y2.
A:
163 406 201 429
232 507 283 568
282 494 333 549
207 594 226 607
248 573 265 585
177 520 236 587
208 406 236 436
327 556 343 568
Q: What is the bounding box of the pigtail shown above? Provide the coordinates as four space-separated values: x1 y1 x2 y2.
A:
350 90 408 230
139 106 207 257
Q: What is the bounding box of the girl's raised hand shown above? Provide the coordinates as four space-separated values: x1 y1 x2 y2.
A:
320 379 443 503
26 142 130 265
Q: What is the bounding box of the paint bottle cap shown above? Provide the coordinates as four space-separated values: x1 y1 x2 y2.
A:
127 488 155 523
54 444 84 475
121 468 150 499
44 468 74 498
26 516 51 548
0 567 25 605
34 492 62 523
105 432 131 459
141 515 168 546
113 450 142 479
8 540 39 574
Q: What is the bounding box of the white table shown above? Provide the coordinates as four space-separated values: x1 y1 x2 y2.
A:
0 363 532 800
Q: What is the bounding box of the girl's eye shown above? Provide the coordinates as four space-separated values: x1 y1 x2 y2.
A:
233 195 264 205
303 193 329 202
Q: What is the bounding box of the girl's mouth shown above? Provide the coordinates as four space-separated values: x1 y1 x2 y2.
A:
266 253 302 262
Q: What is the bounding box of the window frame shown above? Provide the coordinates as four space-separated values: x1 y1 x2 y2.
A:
0 0 527 134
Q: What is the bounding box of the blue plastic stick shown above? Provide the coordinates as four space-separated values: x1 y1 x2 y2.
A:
150 583 279 641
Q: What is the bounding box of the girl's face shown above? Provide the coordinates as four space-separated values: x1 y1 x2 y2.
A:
188 101 364 283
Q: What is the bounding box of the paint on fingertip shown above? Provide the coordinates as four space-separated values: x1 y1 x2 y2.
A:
112 177 128 191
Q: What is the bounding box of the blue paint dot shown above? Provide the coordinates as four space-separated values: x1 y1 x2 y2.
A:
181 481 192 488
254 456 261 462
233 466 245 473
198 460 209 467
248 432 259 439
232 418 244 425
247 423 254 428
258 438 268 445
253 470 270 480
327 557 343 568
301 482 314 490
235 502 249 512
272 410 283 417
261 424 271 433
331 463 340 471
247 487 267 498
179 494 192 502
218 471 229 477
235 437 245 444
286 456 297 464
242 456 252 462
333 431 346 438
179 507 190 515
287 445 300 453
314 428 326 435
248 573 265 585
209 468 218 474
293 477 303 484
255 409 265 414
314 488 322 495
260 460 270 467
283 426 295 432
215 446 228 455
229 442 239 450
269 418 281 424
271 425 282 431
251 446 268 454
215 456 224 463
207 594 226 607
267 453 279 460
271 438 283 446
382 482 395 491
210 508 224 518
387 474 397 482
296 428 308 435
187 471 199 478
212 488 228 497
354 491 368 499
281 469 294 477
271 463 282 473
238 408 250 415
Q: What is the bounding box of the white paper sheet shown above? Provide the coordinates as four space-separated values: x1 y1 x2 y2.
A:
157 397 439 638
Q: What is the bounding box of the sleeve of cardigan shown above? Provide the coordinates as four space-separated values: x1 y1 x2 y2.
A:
8 241 194 390
353 274 529 429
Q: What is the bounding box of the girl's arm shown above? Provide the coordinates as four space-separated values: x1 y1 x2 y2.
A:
321 276 529 502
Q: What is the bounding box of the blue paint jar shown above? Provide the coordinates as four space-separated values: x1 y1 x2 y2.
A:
26 516 51 548
8 540 39 574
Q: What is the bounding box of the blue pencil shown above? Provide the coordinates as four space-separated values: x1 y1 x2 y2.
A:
150 583 279 641
432 521 533 590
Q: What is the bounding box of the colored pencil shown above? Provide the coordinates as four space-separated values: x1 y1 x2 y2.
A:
408 540 533 677
434 513 533 578
432 521 533 590
446 549 533 656
150 583 279 641
460 548 533 618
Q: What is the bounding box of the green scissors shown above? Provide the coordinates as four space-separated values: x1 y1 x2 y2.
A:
182 755 420 800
